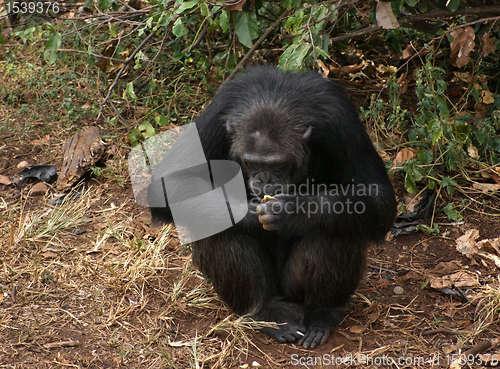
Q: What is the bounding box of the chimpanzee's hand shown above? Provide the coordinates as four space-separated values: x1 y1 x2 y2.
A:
255 194 293 231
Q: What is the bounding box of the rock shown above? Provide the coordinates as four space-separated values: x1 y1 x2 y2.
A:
31 182 48 196
17 161 29 170
0 174 12 185
393 286 405 295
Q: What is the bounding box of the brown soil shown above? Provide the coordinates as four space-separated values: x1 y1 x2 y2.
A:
1 72 500 369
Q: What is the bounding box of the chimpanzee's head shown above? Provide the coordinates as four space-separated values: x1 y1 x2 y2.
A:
226 104 312 197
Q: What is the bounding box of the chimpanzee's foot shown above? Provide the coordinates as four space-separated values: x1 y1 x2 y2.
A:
297 307 344 349
256 299 306 343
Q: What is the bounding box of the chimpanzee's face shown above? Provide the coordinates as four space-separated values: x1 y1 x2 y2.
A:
226 121 312 198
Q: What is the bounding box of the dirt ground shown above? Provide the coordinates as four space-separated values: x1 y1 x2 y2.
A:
1 72 500 369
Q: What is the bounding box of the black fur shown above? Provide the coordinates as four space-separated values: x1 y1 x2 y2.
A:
149 67 397 349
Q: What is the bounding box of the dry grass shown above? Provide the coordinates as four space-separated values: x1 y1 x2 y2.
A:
471 277 500 334
1 183 500 368
0 186 281 368
2 36 500 369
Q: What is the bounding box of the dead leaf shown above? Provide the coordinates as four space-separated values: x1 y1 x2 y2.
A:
317 59 329 78
477 251 500 269
456 231 500 269
430 260 462 276
377 64 397 76
477 238 500 255
392 148 416 169
0 174 12 185
450 27 475 68
397 73 409 94
467 145 479 159
481 169 500 184
429 271 479 289
402 44 414 59
97 43 117 73
482 33 496 57
349 325 364 334
128 0 144 10
229 0 246 11
453 71 472 84
376 1 400 30
455 229 480 257
473 182 500 193
481 89 495 104
341 64 363 74
364 303 380 326
31 135 50 146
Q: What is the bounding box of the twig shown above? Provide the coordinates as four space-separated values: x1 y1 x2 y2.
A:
228 8 292 80
100 30 155 110
422 328 469 335
330 24 380 44
463 339 499 357
329 6 500 45
182 21 210 53
109 100 131 128
374 14 500 102
44 340 81 349
57 48 125 64
399 6 500 22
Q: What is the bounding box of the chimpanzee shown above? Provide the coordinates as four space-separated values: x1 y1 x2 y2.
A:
149 66 397 349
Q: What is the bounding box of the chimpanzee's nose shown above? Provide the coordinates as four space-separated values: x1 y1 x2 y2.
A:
256 172 272 184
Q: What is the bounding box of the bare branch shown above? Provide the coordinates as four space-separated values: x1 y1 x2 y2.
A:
228 8 292 80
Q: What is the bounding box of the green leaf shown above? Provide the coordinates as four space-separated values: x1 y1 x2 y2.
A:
219 10 229 33
470 85 480 103
408 129 417 142
172 18 189 37
44 32 61 64
127 82 137 99
313 45 328 59
417 223 440 235
47 50 58 64
234 9 258 48
138 121 156 138
412 165 423 182
279 42 310 70
210 5 221 16
128 128 144 147
110 26 117 38
442 203 463 221
200 3 209 16
98 0 113 10
404 172 417 193
431 126 443 146
45 32 61 52
445 0 460 11
441 176 457 196
175 0 198 14
154 116 169 127
405 0 418 6
444 142 458 170
284 0 301 7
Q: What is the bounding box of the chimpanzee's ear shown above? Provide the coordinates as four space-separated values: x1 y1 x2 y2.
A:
302 126 312 141
226 121 235 135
